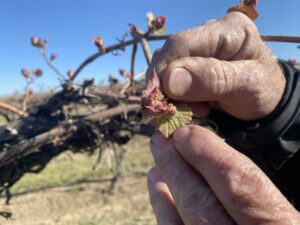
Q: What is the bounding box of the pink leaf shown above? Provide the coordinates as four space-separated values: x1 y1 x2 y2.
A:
141 69 177 117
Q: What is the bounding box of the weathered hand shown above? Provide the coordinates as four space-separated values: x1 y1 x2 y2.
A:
147 12 286 120
148 125 300 225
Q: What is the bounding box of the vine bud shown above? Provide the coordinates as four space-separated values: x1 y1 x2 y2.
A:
93 36 105 53
50 53 57 61
21 69 31 78
32 68 43 76
155 16 166 29
119 69 125 77
67 70 75 79
27 88 33 95
31 36 41 47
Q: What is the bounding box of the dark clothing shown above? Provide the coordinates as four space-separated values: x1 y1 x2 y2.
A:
209 60 300 210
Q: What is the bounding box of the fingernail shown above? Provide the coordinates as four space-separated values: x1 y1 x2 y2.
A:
173 126 190 143
151 131 168 146
169 68 192 96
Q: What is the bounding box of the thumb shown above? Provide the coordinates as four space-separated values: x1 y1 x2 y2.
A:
162 57 245 101
161 56 285 120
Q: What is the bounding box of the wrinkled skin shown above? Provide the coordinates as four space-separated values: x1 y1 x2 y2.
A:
147 12 285 121
149 127 300 225
146 12 300 225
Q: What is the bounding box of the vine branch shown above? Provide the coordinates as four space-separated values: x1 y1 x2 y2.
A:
130 43 138 88
71 35 169 81
0 104 140 166
139 37 152 66
261 35 300 43
39 48 66 82
70 34 300 82
0 102 27 118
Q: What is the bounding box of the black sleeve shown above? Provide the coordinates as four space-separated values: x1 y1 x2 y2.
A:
208 60 300 210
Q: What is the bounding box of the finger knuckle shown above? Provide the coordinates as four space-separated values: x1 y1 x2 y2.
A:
224 163 266 207
239 69 264 102
206 61 234 96
177 184 221 224
152 48 161 59
244 23 259 37
177 187 206 215
156 155 174 173
179 191 211 214
165 29 191 51
226 11 253 25
213 64 227 95
165 33 183 50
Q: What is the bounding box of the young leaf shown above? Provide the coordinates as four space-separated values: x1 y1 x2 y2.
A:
146 12 155 30
152 103 192 138
227 0 259 20
141 70 193 137
153 16 166 35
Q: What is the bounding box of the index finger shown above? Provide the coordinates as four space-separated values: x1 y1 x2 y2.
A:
172 125 300 225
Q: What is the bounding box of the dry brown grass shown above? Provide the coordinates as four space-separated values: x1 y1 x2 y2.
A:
0 136 156 225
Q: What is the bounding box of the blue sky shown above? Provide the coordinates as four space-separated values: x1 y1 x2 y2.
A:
0 0 299 96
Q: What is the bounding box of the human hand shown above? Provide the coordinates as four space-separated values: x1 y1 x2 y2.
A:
147 12 286 121
148 125 300 225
